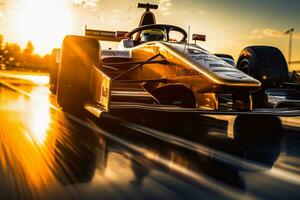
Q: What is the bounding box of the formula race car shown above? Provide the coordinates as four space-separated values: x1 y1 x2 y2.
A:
49 3 300 118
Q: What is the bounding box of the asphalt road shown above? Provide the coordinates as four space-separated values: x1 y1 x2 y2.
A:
1 71 300 200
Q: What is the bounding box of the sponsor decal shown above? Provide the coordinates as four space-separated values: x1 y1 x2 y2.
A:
224 73 247 79
187 47 251 80
169 43 253 81
177 69 201 76
86 29 115 38
85 29 128 40
90 67 111 112
99 78 110 107
101 50 131 59
209 63 225 68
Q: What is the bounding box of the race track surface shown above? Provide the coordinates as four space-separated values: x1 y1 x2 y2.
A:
0 71 300 200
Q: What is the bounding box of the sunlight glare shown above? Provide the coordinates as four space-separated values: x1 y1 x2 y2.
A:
30 101 50 145
17 0 73 55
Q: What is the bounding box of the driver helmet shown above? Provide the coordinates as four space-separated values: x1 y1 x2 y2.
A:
140 29 165 42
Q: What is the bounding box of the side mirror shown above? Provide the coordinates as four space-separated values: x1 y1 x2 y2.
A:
192 34 206 42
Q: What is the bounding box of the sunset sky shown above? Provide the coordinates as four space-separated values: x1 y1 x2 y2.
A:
0 0 299 70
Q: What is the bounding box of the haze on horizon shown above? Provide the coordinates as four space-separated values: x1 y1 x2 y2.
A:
0 0 299 70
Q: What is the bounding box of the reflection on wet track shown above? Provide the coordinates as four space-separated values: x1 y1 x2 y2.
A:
1 71 300 199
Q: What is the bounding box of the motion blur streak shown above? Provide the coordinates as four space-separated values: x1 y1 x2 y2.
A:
85 120 255 200
1 72 300 199
0 75 255 200
105 114 300 186
0 87 56 196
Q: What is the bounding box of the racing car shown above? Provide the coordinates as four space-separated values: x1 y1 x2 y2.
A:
49 3 300 118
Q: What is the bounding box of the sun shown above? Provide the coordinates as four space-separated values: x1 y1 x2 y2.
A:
16 0 73 55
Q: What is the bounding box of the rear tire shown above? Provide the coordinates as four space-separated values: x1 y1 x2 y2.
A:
57 35 100 111
237 46 289 107
49 48 60 94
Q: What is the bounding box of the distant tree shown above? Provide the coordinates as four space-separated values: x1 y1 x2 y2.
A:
0 35 3 47
20 41 34 67
42 54 51 69
0 37 50 72
3 43 22 69
0 35 5 69
23 41 34 56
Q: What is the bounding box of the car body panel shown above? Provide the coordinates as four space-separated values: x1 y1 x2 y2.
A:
126 42 260 90
100 41 260 111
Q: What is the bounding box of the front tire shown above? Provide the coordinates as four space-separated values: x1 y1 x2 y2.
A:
56 35 100 111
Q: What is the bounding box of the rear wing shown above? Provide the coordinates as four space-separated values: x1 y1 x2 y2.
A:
85 26 128 42
137 3 158 11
